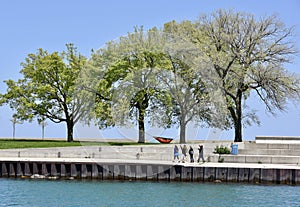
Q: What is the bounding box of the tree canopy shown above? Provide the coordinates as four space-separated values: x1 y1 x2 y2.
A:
0 44 87 142
194 10 300 141
86 27 173 143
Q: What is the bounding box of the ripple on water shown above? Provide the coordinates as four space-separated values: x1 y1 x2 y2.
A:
0 179 300 207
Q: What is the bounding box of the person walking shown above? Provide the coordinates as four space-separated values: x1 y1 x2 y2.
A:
188 146 194 163
180 145 188 163
197 145 205 163
173 145 180 162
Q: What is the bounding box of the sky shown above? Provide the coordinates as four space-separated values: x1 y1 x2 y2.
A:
0 0 300 142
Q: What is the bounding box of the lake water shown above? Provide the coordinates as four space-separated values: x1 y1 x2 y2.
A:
0 178 299 207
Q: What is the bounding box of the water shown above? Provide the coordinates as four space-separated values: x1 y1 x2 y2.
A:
0 179 299 207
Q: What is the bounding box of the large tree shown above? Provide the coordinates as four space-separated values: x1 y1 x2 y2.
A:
1 44 86 142
155 58 211 143
194 10 300 142
88 27 170 143
157 20 228 143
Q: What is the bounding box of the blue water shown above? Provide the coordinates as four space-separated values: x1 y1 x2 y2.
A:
0 179 299 207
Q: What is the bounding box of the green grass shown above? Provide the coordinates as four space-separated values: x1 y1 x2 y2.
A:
0 139 159 149
0 139 82 149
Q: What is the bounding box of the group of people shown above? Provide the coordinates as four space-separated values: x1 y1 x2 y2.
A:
173 144 205 163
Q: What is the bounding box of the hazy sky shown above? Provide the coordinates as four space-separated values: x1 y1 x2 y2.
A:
0 0 300 141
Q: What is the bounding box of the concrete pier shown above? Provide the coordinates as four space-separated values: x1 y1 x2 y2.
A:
0 157 300 185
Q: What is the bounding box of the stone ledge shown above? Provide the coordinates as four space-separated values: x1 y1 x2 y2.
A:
256 136 300 144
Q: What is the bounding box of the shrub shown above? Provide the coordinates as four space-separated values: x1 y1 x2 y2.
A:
218 157 225 163
214 145 231 154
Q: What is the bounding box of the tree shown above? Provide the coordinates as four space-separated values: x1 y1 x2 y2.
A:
10 114 23 139
38 116 48 140
88 27 171 143
159 20 228 143
194 10 300 142
1 44 87 142
155 59 210 143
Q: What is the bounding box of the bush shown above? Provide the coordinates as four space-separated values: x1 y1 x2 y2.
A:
218 157 225 163
214 145 231 154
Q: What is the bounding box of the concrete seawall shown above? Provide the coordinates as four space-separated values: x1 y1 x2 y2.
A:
1 158 300 185
1 139 300 185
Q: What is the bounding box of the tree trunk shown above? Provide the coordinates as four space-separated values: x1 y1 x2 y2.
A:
138 109 145 143
66 119 74 142
42 125 45 140
234 92 243 142
136 92 149 143
179 112 187 143
13 123 16 139
228 91 243 142
234 118 242 142
179 120 186 144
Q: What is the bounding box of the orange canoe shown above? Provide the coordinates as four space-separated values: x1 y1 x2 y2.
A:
153 136 173 144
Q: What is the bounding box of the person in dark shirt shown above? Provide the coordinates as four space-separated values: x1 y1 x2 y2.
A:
197 145 205 163
188 146 194 163
173 145 180 162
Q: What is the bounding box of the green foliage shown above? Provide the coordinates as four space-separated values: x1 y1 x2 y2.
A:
87 27 174 143
1 44 87 141
214 145 231 154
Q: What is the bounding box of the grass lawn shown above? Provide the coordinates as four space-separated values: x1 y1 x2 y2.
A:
0 139 158 149
0 139 82 149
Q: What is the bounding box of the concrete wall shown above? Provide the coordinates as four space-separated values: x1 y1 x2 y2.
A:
1 160 299 185
0 143 231 162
